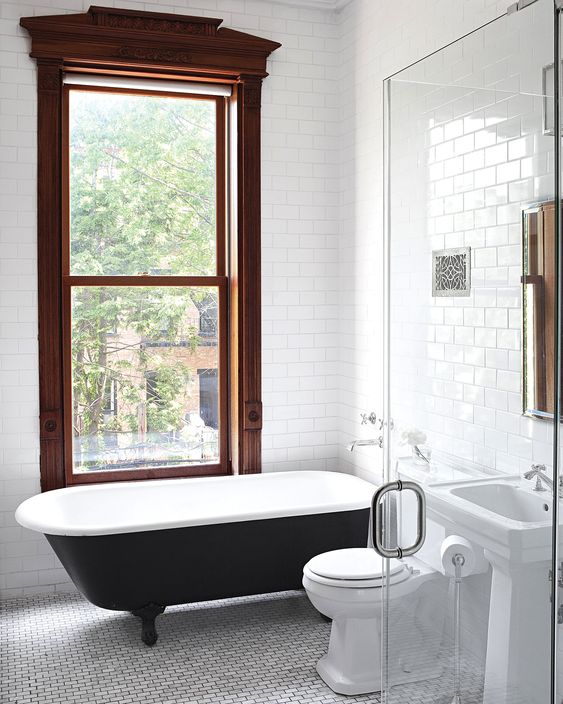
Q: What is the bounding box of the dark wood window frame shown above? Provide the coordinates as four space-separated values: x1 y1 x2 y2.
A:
21 5 281 491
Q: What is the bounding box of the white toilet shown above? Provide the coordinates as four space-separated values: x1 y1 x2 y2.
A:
303 547 445 696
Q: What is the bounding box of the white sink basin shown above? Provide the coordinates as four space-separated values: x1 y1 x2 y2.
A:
426 477 554 562
450 482 551 523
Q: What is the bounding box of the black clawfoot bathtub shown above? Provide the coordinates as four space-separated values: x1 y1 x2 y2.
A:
16 471 374 645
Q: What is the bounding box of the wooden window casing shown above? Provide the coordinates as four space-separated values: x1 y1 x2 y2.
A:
20 6 281 490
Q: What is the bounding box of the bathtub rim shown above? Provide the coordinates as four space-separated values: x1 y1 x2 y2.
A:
15 470 376 537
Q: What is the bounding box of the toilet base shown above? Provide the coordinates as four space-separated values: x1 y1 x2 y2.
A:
317 654 382 696
317 655 444 697
314 579 446 696
316 617 382 695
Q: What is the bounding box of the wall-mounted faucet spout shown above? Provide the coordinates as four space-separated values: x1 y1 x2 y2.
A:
347 437 383 452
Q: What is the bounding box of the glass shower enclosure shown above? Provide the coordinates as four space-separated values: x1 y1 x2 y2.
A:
379 0 563 702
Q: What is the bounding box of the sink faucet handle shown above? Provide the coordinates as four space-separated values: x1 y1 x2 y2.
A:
524 463 555 493
533 475 548 492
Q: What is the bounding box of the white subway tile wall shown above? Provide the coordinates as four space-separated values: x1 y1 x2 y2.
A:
387 1 554 476
337 0 525 482
0 0 525 595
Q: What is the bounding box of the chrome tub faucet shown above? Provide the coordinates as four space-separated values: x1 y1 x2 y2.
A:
347 410 385 451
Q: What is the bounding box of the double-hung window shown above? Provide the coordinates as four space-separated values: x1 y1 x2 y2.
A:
63 77 228 483
21 5 281 490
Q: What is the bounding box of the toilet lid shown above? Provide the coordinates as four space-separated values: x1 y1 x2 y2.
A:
307 548 403 581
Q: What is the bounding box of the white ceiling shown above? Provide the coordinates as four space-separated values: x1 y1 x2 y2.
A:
268 0 354 10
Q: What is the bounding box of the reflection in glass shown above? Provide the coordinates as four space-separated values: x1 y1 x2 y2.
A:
522 202 555 417
70 286 219 473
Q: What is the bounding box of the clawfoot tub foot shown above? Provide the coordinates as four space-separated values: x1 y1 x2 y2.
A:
131 603 166 646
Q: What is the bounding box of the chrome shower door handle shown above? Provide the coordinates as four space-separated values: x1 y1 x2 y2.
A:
372 480 426 558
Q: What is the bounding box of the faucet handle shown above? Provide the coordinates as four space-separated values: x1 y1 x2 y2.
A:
360 412 378 426
531 463 547 473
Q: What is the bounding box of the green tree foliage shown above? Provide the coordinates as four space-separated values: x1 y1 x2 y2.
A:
69 90 218 465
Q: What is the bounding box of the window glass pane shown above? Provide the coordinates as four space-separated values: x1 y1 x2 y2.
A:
70 286 220 473
69 90 217 276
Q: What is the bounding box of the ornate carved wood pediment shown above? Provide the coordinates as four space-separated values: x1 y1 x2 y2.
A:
89 6 220 35
20 5 281 77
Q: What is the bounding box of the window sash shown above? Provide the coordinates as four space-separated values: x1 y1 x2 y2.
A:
62 277 229 484
62 85 227 279
62 84 229 484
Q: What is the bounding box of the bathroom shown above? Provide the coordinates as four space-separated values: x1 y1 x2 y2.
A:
2 0 563 702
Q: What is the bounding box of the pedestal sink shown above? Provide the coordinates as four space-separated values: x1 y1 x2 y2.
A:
427 477 553 704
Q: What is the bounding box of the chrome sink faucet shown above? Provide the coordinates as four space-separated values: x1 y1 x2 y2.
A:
523 464 563 497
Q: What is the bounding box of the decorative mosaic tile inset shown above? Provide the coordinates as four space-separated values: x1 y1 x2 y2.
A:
1 590 491 704
432 247 471 297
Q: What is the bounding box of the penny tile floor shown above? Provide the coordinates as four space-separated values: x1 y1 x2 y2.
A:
1 590 490 704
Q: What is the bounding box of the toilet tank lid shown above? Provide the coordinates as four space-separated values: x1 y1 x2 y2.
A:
306 548 403 581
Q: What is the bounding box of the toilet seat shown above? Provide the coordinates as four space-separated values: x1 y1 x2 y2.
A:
304 548 411 589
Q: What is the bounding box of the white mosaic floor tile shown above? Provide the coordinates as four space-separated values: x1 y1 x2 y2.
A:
1 591 486 704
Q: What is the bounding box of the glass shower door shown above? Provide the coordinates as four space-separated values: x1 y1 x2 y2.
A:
381 1 559 702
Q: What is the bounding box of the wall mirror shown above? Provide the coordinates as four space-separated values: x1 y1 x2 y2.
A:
522 201 556 419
